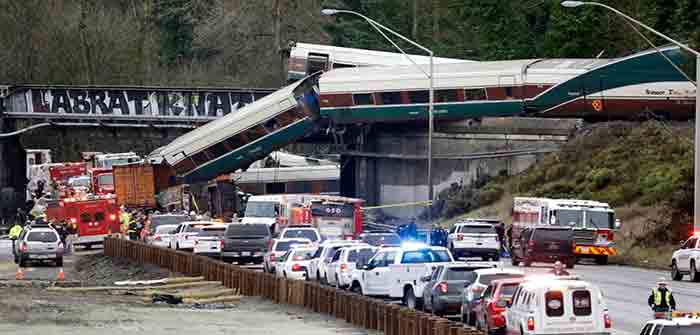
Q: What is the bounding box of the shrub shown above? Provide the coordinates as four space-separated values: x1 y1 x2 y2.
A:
586 168 614 189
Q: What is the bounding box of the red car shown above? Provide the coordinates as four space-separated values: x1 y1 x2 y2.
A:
473 277 524 335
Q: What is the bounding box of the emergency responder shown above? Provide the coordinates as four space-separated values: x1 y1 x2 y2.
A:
549 261 570 276
120 206 131 238
494 222 506 255
8 222 23 255
648 278 676 313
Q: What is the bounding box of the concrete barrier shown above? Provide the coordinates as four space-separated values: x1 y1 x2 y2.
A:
104 237 481 335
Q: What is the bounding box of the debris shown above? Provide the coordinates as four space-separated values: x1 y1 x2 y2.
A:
151 294 184 305
47 281 222 292
114 276 205 286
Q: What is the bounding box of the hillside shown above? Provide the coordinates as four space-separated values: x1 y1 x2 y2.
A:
439 121 694 268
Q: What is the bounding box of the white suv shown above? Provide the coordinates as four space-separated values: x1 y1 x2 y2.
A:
448 221 501 261
641 314 700 335
505 277 612 335
671 235 700 282
307 240 359 284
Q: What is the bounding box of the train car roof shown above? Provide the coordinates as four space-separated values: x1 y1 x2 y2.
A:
291 42 473 65
153 75 317 166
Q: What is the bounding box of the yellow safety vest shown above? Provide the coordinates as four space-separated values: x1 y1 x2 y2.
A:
653 289 672 306
9 225 23 238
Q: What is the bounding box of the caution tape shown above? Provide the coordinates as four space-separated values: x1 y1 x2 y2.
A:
361 200 433 210
575 245 617 256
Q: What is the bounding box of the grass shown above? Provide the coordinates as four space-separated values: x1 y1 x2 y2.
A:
438 122 693 269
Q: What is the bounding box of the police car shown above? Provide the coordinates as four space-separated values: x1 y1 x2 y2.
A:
640 313 700 335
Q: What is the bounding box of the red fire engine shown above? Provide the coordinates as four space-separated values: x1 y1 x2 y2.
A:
46 194 120 249
290 196 365 240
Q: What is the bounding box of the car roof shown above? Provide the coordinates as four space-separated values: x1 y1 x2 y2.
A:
27 227 56 233
340 244 375 251
490 277 527 286
646 318 700 326
519 278 595 291
275 238 312 243
445 261 497 268
289 246 317 252
474 268 524 276
456 222 495 227
283 226 318 230
182 221 217 226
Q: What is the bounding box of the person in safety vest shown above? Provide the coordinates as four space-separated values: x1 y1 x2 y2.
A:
648 278 676 312
8 222 23 255
120 206 131 237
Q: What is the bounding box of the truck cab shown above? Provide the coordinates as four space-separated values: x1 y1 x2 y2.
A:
91 168 114 195
351 245 454 309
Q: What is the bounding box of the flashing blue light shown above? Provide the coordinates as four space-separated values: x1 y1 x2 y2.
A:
400 241 429 249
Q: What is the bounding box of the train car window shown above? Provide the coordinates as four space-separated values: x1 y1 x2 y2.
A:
307 53 329 74
464 88 487 101
239 93 253 106
191 151 209 165
436 89 458 103
380 91 403 105
245 125 267 141
225 135 245 150
333 62 355 69
505 87 514 98
353 93 374 106
408 90 429 103
210 142 229 158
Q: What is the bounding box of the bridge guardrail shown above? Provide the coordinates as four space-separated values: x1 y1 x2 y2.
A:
104 237 480 335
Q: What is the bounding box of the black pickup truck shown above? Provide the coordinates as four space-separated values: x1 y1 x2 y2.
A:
221 223 271 264
510 226 576 268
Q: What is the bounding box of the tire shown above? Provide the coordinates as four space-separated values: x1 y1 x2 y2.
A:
55 257 63 267
351 282 363 295
283 271 287 279
323 274 329 286
305 270 311 281
566 258 576 269
492 254 500 262
595 255 609 265
691 261 700 282
316 271 321 282
467 310 476 326
19 257 26 268
522 259 532 267
335 275 340 288
403 288 423 310
671 261 683 281
511 256 519 266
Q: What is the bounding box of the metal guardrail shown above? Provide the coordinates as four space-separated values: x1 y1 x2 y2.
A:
104 237 481 335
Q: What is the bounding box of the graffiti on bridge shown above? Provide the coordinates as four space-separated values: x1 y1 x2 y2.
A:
5 87 274 119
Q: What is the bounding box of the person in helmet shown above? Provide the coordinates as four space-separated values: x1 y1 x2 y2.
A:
648 278 676 313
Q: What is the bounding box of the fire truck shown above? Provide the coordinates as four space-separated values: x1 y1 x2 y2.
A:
291 196 365 240
46 194 120 249
48 163 88 199
511 197 620 265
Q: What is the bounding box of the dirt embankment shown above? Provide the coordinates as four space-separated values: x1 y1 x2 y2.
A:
73 253 175 286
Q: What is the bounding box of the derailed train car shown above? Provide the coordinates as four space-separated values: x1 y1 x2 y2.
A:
156 74 321 183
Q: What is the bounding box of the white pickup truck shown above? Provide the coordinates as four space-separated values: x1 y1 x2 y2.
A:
671 235 700 282
350 245 454 309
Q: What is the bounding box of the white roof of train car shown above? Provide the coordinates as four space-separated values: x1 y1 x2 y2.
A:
291 42 472 66
155 78 311 166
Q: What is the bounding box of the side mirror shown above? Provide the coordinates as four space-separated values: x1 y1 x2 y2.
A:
420 275 432 282
505 300 512 308
680 240 686 247
614 219 621 229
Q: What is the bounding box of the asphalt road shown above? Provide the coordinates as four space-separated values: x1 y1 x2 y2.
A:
2 239 698 335
499 260 700 335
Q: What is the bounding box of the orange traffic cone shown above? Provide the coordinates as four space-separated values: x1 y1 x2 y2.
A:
15 267 23 280
57 268 65 281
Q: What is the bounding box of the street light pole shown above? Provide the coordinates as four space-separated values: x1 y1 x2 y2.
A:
561 1 700 233
321 9 436 219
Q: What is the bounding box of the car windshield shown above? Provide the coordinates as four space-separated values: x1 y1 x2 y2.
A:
282 229 319 242
552 209 583 227
585 210 615 229
660 325 700 335
445 267 476 280
27 231 58 243
199 227 226 237
347 248 377 263
401 249 451 264
291 249 316 260
457 225 496 234
68 176 90 187
275 240 311 251
363 234 401 246
500 283 519 298
97 174 113 186
245 201 278 218
151 215 190 232
155 225 178 234
226 224 269 237
478 273 525 285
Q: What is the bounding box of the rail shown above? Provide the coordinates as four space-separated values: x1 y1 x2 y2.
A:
104 237 481 335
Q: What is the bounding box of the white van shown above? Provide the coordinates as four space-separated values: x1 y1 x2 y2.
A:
505 277 612 335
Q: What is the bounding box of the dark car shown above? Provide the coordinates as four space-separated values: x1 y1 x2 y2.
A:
421 262 494 316
474 277 525 335
221 223 271 264
510 226 576 268
359 232 401 247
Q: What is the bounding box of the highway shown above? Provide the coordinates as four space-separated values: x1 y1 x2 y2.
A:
500 261 700 335
2 239 699 335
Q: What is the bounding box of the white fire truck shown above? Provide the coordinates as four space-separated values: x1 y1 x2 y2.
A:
511 197 620 265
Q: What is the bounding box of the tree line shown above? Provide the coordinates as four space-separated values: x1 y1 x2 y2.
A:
0 0 696 88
